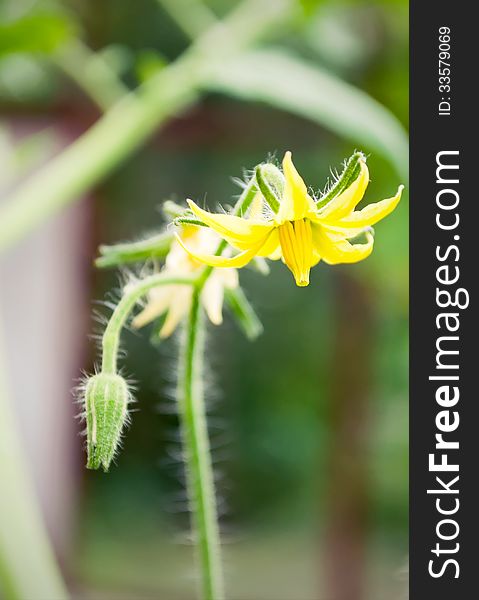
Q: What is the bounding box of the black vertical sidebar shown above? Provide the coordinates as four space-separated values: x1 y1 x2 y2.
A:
410 1 477 598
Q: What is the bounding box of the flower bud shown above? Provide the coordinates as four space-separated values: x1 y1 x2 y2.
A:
83 373 131 472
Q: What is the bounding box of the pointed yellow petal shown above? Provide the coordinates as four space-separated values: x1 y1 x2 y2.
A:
256 229 280 257
267 246 283 260
316 159 370 222
201 275 224 325
328 185 403 229
219 268 239 289
278 219 314 286
175 233 266 268
131 286 175 328
312 225 374 265
160 287 192 337
277 151 317 223
187 200 272 249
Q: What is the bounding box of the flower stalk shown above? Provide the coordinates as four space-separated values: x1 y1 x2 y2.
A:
86 175 262 595
101 274 196 374
178 290 224 600
163 178 262 599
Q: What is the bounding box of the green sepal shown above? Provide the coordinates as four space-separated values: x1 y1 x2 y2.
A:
173 215 208 228
254 163 284 213
96 231 174 268
85 373 131 472
162 200 189 220
224 287 263 340
316 151 365 210
148 314 168 346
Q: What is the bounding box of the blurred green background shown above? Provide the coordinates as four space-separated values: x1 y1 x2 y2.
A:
0 0 408 599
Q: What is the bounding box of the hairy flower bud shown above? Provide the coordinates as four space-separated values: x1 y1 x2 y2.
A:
83 372 131 472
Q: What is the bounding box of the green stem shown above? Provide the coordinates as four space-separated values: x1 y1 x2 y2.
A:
96 231 174 268
0 61 199 255
157 0 218 40
224 287 263 340
97 173 261 598
0 320 68 600
175 174 258 599
53 39 129 111
0 0 293 255
178 292 224 600
101 274 195 374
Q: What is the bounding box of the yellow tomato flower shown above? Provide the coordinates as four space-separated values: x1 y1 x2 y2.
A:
132 226 238 337
177 151 403 287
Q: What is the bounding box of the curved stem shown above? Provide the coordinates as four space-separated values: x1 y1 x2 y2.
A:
101 274 195 374
178 292 224 600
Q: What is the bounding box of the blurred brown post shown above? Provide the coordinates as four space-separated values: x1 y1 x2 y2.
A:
323 271 373 600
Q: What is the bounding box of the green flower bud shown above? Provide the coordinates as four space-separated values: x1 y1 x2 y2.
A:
83 372 131 472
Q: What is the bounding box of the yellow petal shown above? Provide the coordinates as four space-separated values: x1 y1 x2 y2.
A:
132 286 176 328
312 225 374 265
278 219 314 286
160 287 192 337
267 246 283 261
316 159 369 222
277 151 317 223
187 199 272 250
219 267 239 289
256 228 280 257
201 274 225 325
175 233 266 268
327 185 403 229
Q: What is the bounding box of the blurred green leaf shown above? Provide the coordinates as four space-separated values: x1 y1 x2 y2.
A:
0 13 75 57
204 48 408 179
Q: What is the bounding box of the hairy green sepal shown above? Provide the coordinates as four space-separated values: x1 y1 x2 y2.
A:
316 151 365 209
254 163 284 213
85 373 130 472
96 231 174 268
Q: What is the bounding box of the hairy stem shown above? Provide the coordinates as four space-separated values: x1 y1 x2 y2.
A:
0 321 68 600
101 274 195 374
178 292 224 600
174 175 258 599
97 173 261 598
96 231 174 268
